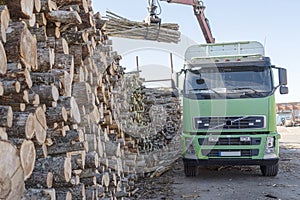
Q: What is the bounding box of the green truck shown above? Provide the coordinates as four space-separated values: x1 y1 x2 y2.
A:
181 41 288 176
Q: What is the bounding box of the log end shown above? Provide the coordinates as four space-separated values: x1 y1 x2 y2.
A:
64 157 72 182
25 113 35 139
70 97 81 124
20 140 36 181
0 41 7 75
0 140 25 199
0 82 3 96
61 106 68 122
7 106 13 128
47 172 53 188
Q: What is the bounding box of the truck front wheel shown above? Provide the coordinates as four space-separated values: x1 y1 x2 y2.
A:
184 162 197 177
260 163 278 176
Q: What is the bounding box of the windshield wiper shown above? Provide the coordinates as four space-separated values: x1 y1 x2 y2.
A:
189 88 222 96
230 87 264 97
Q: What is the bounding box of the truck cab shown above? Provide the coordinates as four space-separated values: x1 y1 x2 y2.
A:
181 41 288 176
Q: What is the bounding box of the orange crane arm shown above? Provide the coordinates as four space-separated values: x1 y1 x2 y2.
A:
161 0 215 43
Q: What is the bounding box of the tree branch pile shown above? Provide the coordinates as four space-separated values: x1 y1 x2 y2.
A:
104 11 181 44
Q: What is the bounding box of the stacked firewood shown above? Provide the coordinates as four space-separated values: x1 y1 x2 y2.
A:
111 74 182 174
0 0 182 199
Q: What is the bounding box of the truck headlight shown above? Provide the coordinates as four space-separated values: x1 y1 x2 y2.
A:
266 137 274 148
185 138 195 154
265 136 275 154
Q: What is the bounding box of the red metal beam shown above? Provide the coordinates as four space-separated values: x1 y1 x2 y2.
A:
165 0 199 6
162 0 215 43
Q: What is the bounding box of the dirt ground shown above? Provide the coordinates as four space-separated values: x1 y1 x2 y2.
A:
134 127 300 200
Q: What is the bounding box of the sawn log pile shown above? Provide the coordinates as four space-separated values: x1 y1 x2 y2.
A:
0 0 182 199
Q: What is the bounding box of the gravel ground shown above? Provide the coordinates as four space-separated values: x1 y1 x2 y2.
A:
134 127 300 200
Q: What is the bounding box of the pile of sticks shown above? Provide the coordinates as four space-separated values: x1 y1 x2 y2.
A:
104 11 181 43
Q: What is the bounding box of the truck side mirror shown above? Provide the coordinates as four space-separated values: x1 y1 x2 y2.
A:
280 86 288 94
279 68 287 85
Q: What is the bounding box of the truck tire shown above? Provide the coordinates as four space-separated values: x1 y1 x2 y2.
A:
184 162 197 177
260 163 278 176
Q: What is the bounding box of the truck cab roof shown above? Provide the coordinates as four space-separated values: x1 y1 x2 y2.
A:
185 41 271 68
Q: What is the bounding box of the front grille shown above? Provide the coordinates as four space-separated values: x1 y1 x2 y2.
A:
201 149 259 157
194 116 265 130
198 137 261 146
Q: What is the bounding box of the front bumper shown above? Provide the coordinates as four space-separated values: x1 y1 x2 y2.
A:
183 158 279 166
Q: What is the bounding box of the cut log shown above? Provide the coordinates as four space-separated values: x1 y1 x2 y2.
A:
4 68 32 89
7 112 35 139
35 143 48 158
85 151 99 169
53 53 74 81
0 82 3 96
20 140 36 180
31 85 59 105
102 172 110 187
31 26 48 42
54 37 69 54
57 96 81 124
60 4 81 12
35 156 72 183
68 183 86 200
52 175 79 188
40 0 57 12
46 10 82 24
21 188 56 200
72 81 93 110
80 176 96 186
35 13 47 26
52 0 87 7
35 106 47 130
50 129 84 144
0 140 25 200
5 22 37 69
68 151 85 170
23 13 36 27
47 124 69 137
6 0 34 19
55 190 72 200
51 69 72 97
47 141 88 156
28 90 40 106
45 106 68 127
46 23 60 38
0 41 7 74
34 107 47 145
30 72 59 86
34 0 42 13
1 79 21 95
78 11 95 30
25 171 53 188
36 47 55 72
0 5 10 43
0 106 13 128
62 29 88 45
0 127 7 140
47 37 69 54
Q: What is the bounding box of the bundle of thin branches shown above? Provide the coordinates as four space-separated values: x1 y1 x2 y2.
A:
104 11 181 44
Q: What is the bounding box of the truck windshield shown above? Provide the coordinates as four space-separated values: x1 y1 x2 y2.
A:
184 66 273 99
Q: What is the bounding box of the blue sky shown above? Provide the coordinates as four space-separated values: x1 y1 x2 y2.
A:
93 0 300 103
